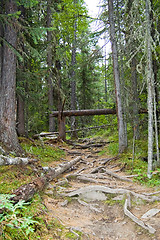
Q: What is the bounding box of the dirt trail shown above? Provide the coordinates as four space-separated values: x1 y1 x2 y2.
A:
43 138 160 240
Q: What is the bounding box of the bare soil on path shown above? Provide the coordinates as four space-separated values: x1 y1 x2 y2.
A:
42 138 160 240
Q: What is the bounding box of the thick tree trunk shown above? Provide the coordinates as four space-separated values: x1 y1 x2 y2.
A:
0 0 22 154
0 0 4 89
108 0 127 153
47 0 55 132
17 94 25 136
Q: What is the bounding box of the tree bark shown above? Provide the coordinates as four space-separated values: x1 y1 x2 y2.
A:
70 2 78 139
17 94 25 136
52 108 116 117
145 0 154 178
108 0 127 153
0 0 4 90
131 57 140 139
0 0 22 154
47 0 55 132
11 156 81 202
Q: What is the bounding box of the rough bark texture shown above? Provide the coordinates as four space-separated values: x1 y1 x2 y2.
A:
11 156 81 202
0 0 22 154
108 0 127 153
17 94 25 136
0 0 3 87
47 0 55 132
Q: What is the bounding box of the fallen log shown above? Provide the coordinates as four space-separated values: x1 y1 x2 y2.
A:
11 156 82 203
0 155 37 166
51 108 148 117
51 109 116 117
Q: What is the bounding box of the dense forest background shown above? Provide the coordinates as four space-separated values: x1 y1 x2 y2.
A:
0 0 160 177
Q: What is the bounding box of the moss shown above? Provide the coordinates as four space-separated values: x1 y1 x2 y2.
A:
21 139 65 165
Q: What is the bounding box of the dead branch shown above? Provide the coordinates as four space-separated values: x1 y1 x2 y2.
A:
101 156 120 165
104 169 133 182
11 156 82 203
77 176 98 183
0 155 37 166
124 197 156 234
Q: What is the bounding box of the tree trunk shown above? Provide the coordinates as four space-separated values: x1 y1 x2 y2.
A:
70 4 78 139
17 94 25 136
108 0 127 153
131 57 140 139
145 0 154 178
47 0 55 132
0 0 22 154
0 0 4 88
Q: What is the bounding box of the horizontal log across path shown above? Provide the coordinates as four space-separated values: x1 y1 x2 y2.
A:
50 108 148 140
51 108 148 117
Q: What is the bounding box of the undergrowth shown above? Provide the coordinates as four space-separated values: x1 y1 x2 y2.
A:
93 125 160 188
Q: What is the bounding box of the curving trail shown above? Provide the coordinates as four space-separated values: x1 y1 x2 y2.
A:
43 137 160 240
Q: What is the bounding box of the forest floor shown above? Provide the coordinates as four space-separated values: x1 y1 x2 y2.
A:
40 137 160 240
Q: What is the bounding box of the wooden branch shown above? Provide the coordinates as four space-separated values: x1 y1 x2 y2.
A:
104 169 132 182
0 155 36 166
124 197 156 234
101 156 120 165
11 156 82 203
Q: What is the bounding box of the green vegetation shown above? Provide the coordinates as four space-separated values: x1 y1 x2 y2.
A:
94 125 160 188
21 139 65 165
0 194 39 239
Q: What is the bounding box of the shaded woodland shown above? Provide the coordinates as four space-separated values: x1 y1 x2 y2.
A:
1 1 160 238
0 0 160 177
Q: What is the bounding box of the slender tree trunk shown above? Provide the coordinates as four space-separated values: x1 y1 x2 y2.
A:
108 0 127 153
145 0 154 178
131 57 140 139
0 0 22 154
70 12 78 139
47 0 55 132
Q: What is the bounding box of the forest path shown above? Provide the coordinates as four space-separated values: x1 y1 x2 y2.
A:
43 137 160 240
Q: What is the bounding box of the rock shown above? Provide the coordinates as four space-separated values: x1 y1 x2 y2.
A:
80 191 107 202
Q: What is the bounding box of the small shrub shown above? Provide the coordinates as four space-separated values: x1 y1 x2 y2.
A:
0 194 38 239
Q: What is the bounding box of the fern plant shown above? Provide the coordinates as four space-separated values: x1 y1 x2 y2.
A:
0 194 38 239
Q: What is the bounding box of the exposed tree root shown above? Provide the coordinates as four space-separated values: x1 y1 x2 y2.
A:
124 196 156 234
64 185 160 202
